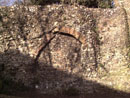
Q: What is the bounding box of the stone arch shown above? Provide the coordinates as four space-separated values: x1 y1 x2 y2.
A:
52 26 87 44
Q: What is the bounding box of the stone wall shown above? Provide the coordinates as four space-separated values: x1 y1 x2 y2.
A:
0 4 129 94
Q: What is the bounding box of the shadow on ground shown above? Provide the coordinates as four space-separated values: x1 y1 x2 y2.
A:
0 49 130 98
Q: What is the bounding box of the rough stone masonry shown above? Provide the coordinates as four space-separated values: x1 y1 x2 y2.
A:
0 4 129 94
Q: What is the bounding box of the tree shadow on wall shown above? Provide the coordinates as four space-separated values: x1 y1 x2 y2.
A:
0 49 130 98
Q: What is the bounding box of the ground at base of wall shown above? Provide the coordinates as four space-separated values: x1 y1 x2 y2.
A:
0 92 130 98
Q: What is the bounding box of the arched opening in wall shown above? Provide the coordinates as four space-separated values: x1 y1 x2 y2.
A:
39 30 82 71
35 27 85 69
51 27 99 72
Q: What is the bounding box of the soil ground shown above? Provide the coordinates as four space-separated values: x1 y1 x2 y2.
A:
0 94 130 98
1 90 130 98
